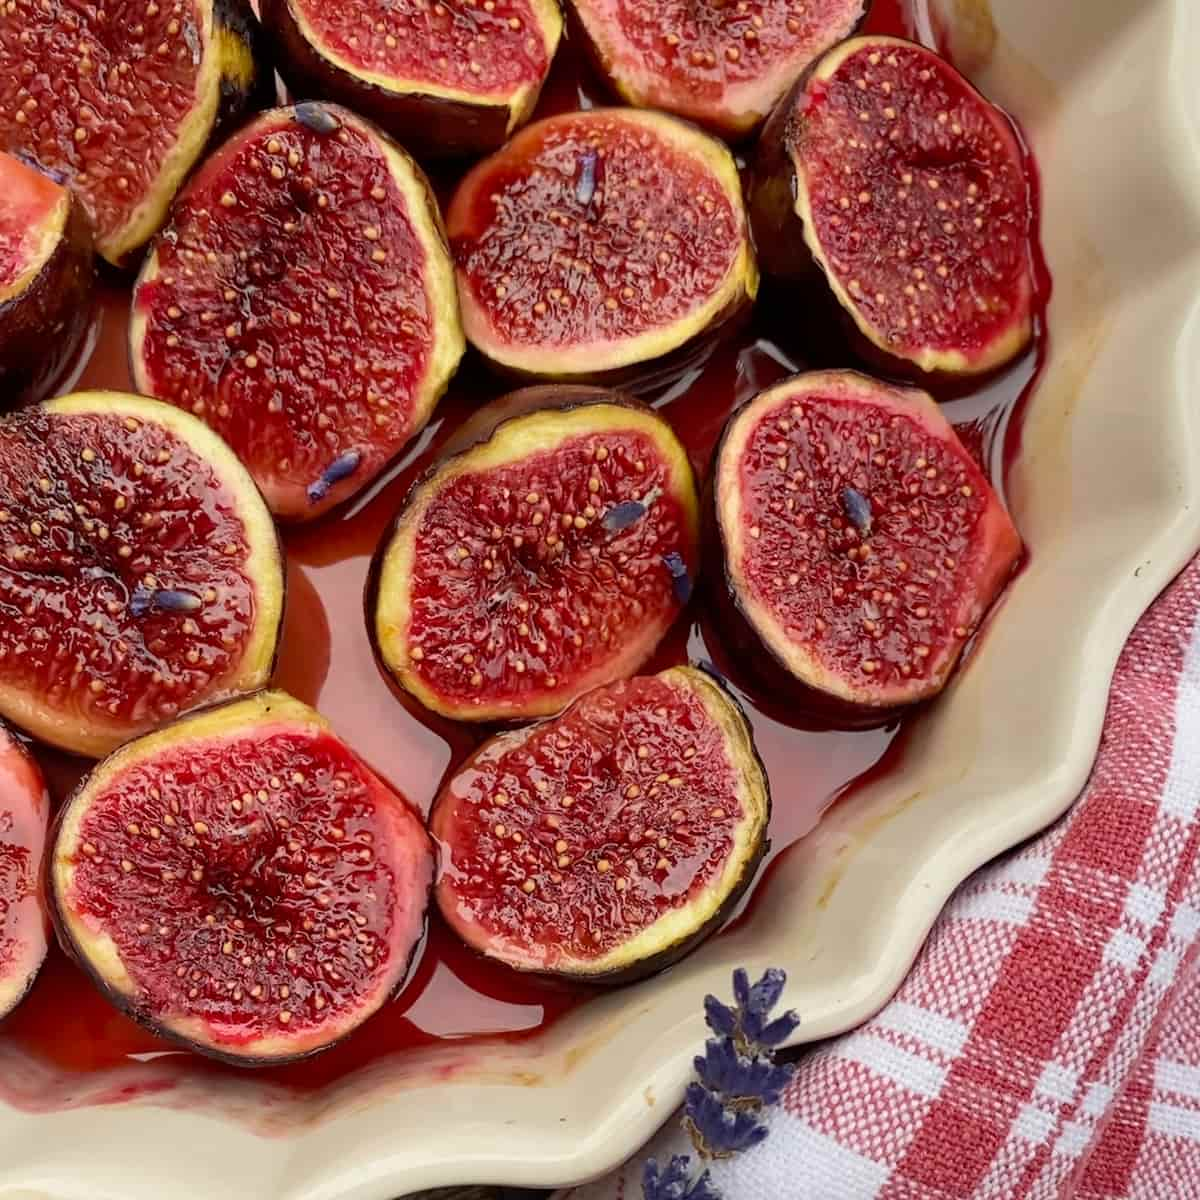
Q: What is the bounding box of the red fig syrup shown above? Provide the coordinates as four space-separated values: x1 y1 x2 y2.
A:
0 4 1050 1103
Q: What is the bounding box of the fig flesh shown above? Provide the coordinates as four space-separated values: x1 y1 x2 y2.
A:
261 0 563 158
0 391 284 758
130 104 465 521
568 0 866 139
50 690 435 1065
0 0 265 267
431 666 769 982
750 35 1036 379
372 390 700 723
446 109 758 386
0 152 95 409
0 726 50 1021
712 370 1021 724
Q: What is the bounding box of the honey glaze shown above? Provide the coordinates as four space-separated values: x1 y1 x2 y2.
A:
0 1 1049 1104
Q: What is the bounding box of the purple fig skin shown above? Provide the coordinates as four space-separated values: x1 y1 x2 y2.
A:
259 0 559 159
0 186 96 411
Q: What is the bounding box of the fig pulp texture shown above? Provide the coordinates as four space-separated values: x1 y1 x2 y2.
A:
261 0 563 158
446 108 758 386
51 690 435 1065
750 35 1036 379
0 392 284 758
0 0 263 267
373 391 700 723
0 727 50 1021
131 104 465 521
713 370 1021 724
431 666 769 982
0 152 95 409
569 0 866 139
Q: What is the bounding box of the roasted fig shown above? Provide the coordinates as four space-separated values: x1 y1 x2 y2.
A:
130 103 465 521
568 0 866 139
0 0 265 267
0 152 96 409
750 35 1036 379
711 370 1021 725
431 666 769 982
261 0 563 158
0 391 284 758
446 108 758 386
0 726 50 1021
372 389 700 723
50 690 435 1065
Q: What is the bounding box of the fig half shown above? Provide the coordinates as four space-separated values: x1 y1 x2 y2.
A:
0 726 50 1021
372 389 700 723
0 391 284 758
0 152 96 409
446 108 758 387
431 666 769 982
131 104 465 521
51 690 435 1066
712 370 1021 725
0 0 265 266
569 0 866 139
261 0 563 158
750 35 1036 379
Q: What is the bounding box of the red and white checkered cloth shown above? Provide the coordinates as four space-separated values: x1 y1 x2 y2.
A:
559 556 1200 1199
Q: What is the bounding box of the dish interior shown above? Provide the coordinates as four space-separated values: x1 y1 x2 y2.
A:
0 0 1050 1109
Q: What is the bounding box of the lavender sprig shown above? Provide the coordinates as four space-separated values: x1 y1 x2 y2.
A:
642 969 798 1200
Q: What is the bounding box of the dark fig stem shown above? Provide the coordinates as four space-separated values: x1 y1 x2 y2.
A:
576 148 599 208
840 486 872 536
129 588 203 618
307 449 362 504
295 102 340 135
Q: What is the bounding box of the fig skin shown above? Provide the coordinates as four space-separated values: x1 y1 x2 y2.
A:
709 369 1022 728
0 391 286 758
369 387 702 725
445 108 759 390
0 726 50 1022
748 35 1036 385
259 0 563 159
430 666 771 984
49 690 435 1067
566 0 868 141
0 156 96 410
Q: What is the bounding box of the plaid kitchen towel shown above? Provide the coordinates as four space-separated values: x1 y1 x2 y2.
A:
559 556 1200 1200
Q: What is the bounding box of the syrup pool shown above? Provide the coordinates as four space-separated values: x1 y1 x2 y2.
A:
0 2 1049 1101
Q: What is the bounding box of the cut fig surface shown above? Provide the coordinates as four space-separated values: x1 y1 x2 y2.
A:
431 666 769 981
51 690 435 1065
569 0 866 138
713 370 1021 723
0 727 49 1021
0 152 95 408
446 108 758 385
262 0 563 157
0 391 284 758
750 35 1036 378
131 104 465 521
0 0 263 266
372 391 700 723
